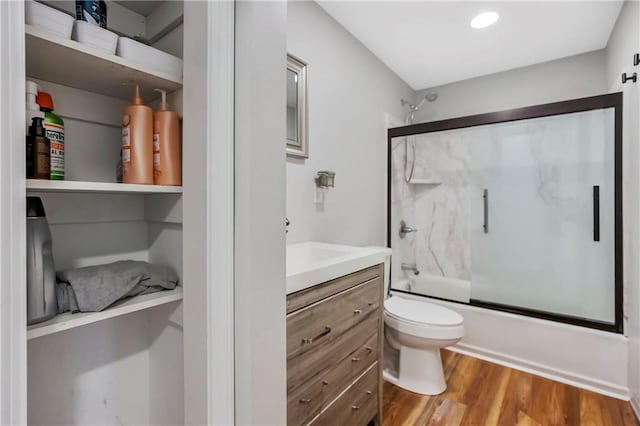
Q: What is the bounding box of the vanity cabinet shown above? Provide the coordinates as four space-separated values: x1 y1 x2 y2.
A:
286 264 384 426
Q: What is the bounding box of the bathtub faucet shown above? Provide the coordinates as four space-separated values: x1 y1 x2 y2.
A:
401 263 420 275
399 221 418 239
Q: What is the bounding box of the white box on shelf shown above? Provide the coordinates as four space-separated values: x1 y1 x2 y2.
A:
25 0 74 39
117 37 183 79
72 20 118 54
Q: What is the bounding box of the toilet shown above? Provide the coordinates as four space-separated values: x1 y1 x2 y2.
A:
383 294 464 395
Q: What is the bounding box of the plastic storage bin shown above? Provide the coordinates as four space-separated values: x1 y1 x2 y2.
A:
117 38 183 78
25 0 74 39
72 20 118 54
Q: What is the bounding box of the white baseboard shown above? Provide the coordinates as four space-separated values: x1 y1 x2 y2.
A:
630 392 640 420
449 342 630 401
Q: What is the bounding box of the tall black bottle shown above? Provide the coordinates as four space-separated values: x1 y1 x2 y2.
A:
26 117 50 180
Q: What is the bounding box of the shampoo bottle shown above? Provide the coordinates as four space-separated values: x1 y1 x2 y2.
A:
153 89 181 186
36 92 65 180
122 84 153 184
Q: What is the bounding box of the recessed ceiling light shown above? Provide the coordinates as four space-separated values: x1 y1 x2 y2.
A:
470 11 499 29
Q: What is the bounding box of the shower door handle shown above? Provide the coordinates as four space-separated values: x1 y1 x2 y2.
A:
483 189 488 234
593 185 600 242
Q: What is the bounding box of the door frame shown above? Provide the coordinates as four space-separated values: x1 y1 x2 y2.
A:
387 92 624 333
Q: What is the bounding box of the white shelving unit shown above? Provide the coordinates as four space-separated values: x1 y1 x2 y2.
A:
27 179 183 194
27 287 183 340
0 0 236 423
25 24 182 100
20 2 191 425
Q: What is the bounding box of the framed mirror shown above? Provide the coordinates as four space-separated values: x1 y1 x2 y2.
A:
286 54 308 158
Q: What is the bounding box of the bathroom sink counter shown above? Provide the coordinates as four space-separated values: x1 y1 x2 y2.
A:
286 242 391 295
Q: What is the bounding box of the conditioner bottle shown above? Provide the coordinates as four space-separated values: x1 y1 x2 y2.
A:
122 84 153 184
153 89 181 186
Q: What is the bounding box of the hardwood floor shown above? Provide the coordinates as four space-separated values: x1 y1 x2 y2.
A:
382 350 638 426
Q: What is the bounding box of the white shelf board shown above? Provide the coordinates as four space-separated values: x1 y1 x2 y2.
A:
408 179 442 186
25 25 182 100
28 287 183 340
26 179 183 194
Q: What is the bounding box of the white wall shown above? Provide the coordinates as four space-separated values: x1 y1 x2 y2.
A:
286 0 414 246
608 0 640 416
606 1 639 88
413 50 608 123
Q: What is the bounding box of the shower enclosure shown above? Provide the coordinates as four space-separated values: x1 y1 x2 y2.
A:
388 93 622 332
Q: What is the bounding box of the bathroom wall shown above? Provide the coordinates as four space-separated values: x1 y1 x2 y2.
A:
606 0 640 415
413 50 608 123
286 0 414 246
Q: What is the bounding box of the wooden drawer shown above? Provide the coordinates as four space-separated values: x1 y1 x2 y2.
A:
310 362 379 426
288 311 378 393
287 277 381 360
288 331 378 425
287 265 383 314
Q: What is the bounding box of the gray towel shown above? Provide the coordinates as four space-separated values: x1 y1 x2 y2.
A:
56 260 178 313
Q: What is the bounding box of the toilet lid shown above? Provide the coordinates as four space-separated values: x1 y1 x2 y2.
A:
385 296 463 326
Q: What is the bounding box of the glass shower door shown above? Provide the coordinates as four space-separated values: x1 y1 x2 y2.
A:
469 109 616 324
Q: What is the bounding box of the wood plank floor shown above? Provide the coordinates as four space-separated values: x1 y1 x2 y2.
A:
382 350 638 426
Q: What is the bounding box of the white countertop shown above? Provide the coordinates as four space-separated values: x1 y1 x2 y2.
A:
286 242 392 295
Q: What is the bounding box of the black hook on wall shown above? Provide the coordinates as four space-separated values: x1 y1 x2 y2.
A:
634 53 640 67
622 72 637 84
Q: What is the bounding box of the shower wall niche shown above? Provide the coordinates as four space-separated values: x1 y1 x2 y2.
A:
388 93 622 332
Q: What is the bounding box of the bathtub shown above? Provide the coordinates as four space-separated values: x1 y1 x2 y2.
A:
393 273 471 303
386 287 629 400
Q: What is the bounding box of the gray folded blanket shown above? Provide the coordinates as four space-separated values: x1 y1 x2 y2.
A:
56 260 179 313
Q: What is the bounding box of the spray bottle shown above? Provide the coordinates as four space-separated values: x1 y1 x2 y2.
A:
26 80 44 133
36 92 65 180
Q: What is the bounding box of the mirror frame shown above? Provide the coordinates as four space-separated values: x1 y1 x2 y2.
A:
286 54 309 158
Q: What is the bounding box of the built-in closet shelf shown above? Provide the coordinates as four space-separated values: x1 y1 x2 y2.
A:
26 179 183 194
27 287 183 340
25 25 182 101
407 179 442 186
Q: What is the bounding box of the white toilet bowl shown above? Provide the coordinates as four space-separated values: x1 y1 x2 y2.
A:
383 295 464 395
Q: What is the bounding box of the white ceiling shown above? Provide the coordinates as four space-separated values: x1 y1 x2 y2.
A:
318 1 623 90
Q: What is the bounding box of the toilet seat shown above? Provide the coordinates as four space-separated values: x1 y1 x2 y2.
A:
384 296 464 340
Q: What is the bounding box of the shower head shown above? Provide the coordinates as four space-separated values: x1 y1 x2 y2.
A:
402 92 438 111
401 91 438 124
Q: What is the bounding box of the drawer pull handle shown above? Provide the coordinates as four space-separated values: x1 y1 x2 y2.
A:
299 398 312 404
302 326 332 345
352 357 361 362
352 405 361 410
366 391 372 395
353 309 363 314
365 346 373 354
368 302 374 306
322 380 330 386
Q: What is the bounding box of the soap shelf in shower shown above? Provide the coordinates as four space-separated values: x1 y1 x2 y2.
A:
27 287 183 340
407 179 442 186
